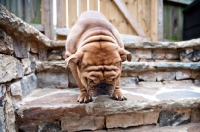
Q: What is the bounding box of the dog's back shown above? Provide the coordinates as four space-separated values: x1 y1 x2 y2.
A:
65 11 124 58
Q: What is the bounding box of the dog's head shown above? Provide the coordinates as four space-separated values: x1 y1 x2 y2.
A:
65 42 132 96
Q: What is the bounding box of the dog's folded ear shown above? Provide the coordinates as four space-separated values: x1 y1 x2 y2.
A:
118 48 132 62
65 51 84 68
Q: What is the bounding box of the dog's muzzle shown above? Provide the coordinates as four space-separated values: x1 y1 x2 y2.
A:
88 82 114 97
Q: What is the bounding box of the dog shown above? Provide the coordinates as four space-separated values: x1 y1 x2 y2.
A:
65 11 132 103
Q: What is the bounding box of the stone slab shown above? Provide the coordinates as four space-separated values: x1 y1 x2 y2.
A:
47 50 62 60
152 49 165 60
29 54 36 73
22 58 32 75
136 49 152 59
0 54 23 83
106 113 143 128
143 112 159 125
16 82 200 119
138 82 163 88
62 116 105 131
176 70 191 80
38 121 61 132
120 77 138 87
138 71 157 81
165 50 179 60
21 74 37 97
13 37 28 58
157 72 175 81
19 122 38 132
158 109 191 127
0 107 5 132
37 71 68 89
10 80 22 97
156 91 200 100
104 123 200 132
191 109 200 123
28 42 38 54
0 29 13 54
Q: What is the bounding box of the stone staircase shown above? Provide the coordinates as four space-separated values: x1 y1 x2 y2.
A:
16 50 200 131
0 4 200 132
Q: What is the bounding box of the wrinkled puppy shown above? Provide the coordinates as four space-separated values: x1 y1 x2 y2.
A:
65 11 132 103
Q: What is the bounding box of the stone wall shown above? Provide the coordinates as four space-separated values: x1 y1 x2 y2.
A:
0 28 38 131
0 5 41 130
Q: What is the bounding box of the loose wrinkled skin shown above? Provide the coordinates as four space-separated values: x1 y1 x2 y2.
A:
65 11 132 103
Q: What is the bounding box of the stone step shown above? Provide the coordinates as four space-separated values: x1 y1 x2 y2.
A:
15 83 200 132
35 61 200 89
99 123 200 132
36 61 200 72
47 39 200 63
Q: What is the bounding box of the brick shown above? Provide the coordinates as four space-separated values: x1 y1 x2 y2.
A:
176 70 191 80
157 72 175 81
106 113 143 128
62 116 104 131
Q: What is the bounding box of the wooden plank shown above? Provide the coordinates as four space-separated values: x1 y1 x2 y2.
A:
41 0 45 24
57 0 66 28
10 0 17 16
171 5 178 40
24 0 41 23
138 0 151 37
113 0 146 37
5 0 10 10
80 0 87 14
44 0 54 40
124 0 138 35
100 0 109 18
89 0 98 10
57 0 67 40
0 0 6 7
151 0 158 41
100 0 130 34
120 34 150 42
56 28 70 36
115 0 129 34
17 0 24 20
158 0 163 41
178 6 184 40
68 0 77 28
163 3 169 39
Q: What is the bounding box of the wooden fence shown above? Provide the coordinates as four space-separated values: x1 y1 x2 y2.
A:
0 0 163 41
0 0 41 24
54 0 163 41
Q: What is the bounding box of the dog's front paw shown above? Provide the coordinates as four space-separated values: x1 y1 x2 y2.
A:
112 89 127 101
77 91 93 103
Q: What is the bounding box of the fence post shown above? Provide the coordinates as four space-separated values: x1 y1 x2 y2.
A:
44 0 54 40
151 0 163 41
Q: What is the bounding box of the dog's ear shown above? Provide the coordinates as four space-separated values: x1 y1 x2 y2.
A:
118 48 132 62
65 51 84 68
